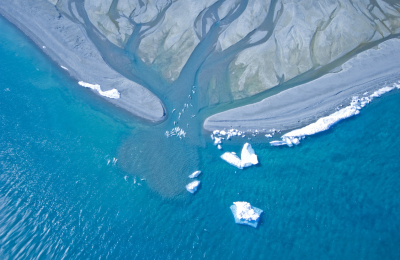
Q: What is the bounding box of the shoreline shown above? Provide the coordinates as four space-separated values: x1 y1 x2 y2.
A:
204 38 400 134
0 0 166 123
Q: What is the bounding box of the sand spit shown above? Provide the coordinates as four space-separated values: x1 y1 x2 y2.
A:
0 0 165 122
204 38 400 133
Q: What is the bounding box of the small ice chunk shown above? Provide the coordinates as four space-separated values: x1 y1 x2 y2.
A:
189 170 201 178
292 138 300 145
165 127 186 139
61 66 68 70
220 130 226 135
284 137 293 147
270 140 287 146
214 137 222 145
230 202 263 228
213 130 220 135
186 180 200 194
265 134 272 138
217 144 222 150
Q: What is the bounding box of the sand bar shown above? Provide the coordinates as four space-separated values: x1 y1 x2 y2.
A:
204 38 400 133
0 0 165 122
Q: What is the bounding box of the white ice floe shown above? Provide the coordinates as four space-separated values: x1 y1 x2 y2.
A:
269 140 287 146
189 170 201 179
214 137 222 145
220 143 258 169
240 143 258 168
165 127 186 139
186 180 200 194
61 66 68 70
210 128 247 146
271 85 398 147
217 144 222 150
78 81 120 99
221 152 243 169
230 202 263 228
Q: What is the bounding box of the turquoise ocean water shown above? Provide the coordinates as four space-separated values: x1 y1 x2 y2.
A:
1 16 400 259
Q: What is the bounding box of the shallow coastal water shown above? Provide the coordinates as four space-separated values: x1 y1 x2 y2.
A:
1 15 400 260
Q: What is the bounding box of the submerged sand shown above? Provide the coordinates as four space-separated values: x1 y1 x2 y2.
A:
0 0 165 122
204 38 400 133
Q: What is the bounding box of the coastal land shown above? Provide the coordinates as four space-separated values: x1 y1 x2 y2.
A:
0 0 165 122
204 38 400 133
1 0 399 135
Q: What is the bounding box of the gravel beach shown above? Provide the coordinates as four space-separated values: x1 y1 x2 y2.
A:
204 38 400 133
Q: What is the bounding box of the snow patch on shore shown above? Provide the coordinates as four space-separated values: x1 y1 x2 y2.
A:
78 81 120 99
272 84 398 147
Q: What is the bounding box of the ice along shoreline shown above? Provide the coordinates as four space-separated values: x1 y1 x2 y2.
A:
204 38 400 135
0 0 166 123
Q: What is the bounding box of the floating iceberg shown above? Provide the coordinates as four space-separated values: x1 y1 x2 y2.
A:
230 202 263 228
220 143 258 169
221 152 243 169
240 143 258 168
188 170 201 179
78 81 120 99
186 180 200 194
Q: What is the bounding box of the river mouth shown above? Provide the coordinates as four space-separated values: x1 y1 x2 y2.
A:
49 0 400 198
2 5 400 258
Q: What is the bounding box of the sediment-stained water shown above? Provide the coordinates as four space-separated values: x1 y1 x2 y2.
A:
1 11 400 260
